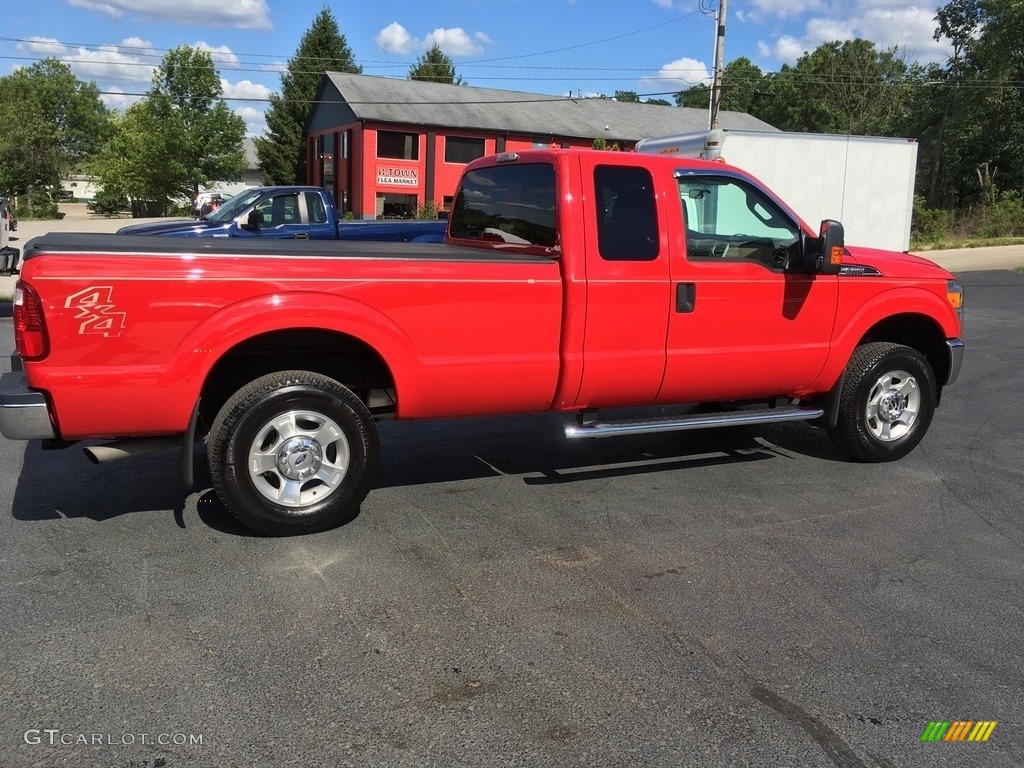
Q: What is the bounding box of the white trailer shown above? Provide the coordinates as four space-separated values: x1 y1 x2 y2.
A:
634 129 919 252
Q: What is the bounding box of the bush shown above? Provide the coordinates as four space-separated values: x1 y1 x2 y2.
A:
911 196 954 243
416 200 438 220
91 189 128 216
14 192 61 220
975 192 1024 238
130 199 167 218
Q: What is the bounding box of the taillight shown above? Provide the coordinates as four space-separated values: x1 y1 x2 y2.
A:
14 281 49 360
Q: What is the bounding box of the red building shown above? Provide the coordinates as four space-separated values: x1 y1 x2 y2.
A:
306 72 773 220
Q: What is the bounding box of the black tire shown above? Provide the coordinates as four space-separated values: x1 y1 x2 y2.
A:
207 371 379 535
829 342 937 462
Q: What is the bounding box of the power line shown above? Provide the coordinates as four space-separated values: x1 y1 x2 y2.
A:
0 13 706 70
6 52 1008 89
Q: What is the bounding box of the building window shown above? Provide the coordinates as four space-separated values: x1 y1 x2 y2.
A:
378 131 419 161
321 133 335 199
445 136 486 164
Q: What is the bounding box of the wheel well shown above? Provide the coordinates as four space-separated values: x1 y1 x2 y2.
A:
860 313 949 387
198 329 396 435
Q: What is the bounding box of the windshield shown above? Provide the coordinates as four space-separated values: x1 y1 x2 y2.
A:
205 190 265 222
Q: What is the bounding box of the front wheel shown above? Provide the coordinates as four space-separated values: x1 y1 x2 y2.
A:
829 342 937 462
207 371 379 535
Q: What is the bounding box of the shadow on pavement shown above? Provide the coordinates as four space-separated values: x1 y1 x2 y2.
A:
11 409 841 535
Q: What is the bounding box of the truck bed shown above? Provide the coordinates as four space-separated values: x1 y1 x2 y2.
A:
23 232 555 264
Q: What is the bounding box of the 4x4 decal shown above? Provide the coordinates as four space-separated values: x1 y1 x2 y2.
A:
64 286 127 337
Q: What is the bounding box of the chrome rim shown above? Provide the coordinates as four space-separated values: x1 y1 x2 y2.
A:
865 369 920 442
248 409 351 509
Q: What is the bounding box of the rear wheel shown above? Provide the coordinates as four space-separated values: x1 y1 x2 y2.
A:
207 371 379 535
829 342 936 462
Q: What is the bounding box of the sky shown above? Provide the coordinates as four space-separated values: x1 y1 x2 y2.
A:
1 0 954 137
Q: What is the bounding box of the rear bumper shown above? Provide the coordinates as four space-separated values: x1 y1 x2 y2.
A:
945 338 965 386
0 368 56 440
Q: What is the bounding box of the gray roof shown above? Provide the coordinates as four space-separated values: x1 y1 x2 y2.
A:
317 73 776 143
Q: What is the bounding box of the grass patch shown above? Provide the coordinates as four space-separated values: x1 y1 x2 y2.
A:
0 293 11 302
910 236 1024 251
1014 266 1024 274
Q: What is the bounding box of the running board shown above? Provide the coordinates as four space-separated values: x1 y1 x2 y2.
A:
564 405 824 439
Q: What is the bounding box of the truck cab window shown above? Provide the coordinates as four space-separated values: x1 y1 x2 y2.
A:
596 166 659 262
256 193 300 227
449 163 557 252
305 192 328 224
678 176 799 268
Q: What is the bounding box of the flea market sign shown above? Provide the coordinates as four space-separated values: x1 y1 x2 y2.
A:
377 166 419 187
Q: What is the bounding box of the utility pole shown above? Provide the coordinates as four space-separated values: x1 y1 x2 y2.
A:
709 0 728 129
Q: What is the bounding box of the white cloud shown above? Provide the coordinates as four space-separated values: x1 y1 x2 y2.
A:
235 105 267 137
221 78 271 102
857 7 947 60
652 0 674 8
757 4 949 65
746 0 824 20
99 86 141 110
65 0 272 30
19 36 158 88
221 79 271 137
423 28 486 56
18 37 68 56
805 18 856 43
639 57 712 92
375 22 416 55
194 42 242 70
374 22 491 56
759 35 806 62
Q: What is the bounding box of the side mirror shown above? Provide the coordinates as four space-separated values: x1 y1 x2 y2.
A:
241 210 262 232
809 219 845 275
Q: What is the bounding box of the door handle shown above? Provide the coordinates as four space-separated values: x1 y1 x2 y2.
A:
676 283 696 313
294 232 309 240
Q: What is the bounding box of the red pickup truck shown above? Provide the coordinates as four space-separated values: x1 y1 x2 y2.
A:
1 149 964 535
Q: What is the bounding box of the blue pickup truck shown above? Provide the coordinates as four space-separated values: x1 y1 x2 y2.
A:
117 186 447 243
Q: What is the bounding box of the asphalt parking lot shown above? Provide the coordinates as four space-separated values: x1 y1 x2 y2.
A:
1 265 1023 767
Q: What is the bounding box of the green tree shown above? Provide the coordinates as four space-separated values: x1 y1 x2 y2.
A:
92 46 246 215
256 6 360 185
676 58 768 119
756 40 912 136
931 0 1024 203
0 59 108 201
409 44 464 85
147 46 247 200
613 90 641 103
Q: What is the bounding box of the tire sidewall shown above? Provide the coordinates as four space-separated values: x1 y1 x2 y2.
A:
219 383 376 534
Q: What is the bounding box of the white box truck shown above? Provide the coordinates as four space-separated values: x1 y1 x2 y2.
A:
634 129 919 252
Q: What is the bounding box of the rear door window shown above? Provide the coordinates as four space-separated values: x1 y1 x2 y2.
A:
595 165 659 261
449 162 557 253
